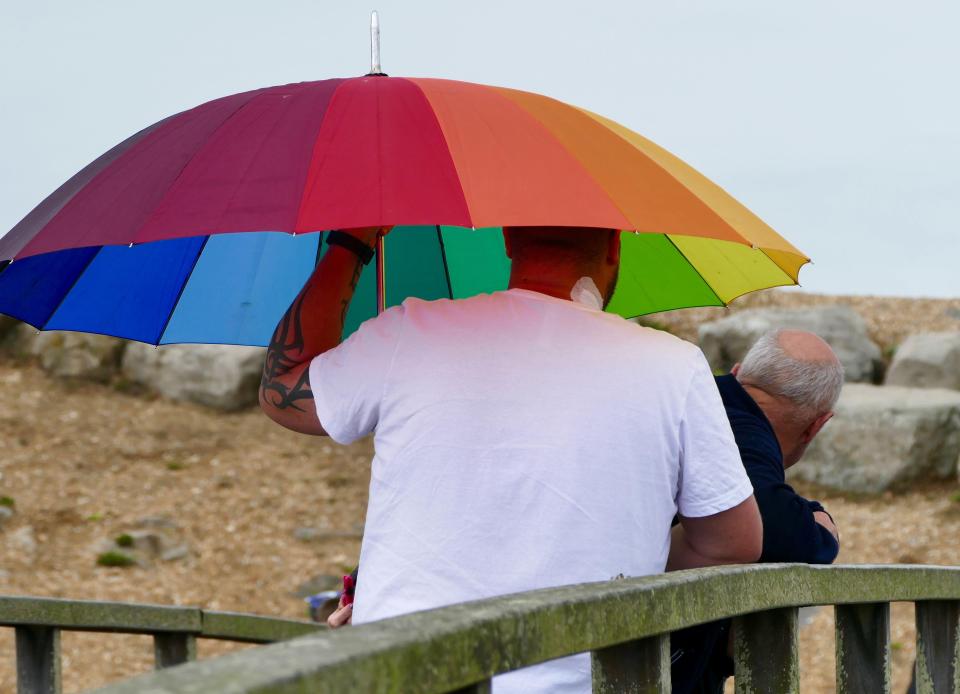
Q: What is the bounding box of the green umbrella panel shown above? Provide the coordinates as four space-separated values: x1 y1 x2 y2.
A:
339 225 802 337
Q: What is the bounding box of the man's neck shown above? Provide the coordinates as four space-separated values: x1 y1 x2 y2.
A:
508 259 607 301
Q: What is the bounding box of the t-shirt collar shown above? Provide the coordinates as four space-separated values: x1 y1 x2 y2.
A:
506 284 603 312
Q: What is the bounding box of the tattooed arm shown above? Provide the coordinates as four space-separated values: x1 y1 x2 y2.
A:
259 227 381 435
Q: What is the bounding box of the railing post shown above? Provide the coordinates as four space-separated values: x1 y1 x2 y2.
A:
153 632 197 669
835 602 891 693
915 600 960 694
591 633 670 693
733 607 799 694
15 626 62 694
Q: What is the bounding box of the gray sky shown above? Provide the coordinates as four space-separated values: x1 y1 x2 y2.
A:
2 0 957 298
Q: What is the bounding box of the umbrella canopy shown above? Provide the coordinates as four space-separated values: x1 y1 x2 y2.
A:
0 76 808 345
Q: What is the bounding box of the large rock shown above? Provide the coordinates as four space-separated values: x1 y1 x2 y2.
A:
0 315 20 343
122 343 265 411
790 384 960 493
698 305 882 382
94 516 190 567
7 325 125 382
886 332 960 390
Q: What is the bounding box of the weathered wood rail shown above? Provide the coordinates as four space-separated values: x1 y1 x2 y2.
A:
0 595 324 694
8 564 960 693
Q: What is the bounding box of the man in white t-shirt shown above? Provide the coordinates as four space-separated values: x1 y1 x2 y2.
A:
260 226 762 693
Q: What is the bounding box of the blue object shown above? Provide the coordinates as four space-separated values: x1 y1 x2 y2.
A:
0 232 332 345
715 373 838 564
670 374 839 694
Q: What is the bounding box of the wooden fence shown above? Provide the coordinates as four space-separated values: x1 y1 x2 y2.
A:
6 564 960 693
0 595 323 694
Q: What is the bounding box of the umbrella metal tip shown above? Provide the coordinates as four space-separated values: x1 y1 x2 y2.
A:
369 10 384 76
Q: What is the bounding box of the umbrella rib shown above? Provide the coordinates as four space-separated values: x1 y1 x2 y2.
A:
130 92 265 246
435 225 454 300
155 236 209 346
757 247 806 285
662 234 725 308
573 107 757 248
38 246 105 331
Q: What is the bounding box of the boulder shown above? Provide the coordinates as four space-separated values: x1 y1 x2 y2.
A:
96 516 191 567
7 325 125 382
886 332 960 391
122 343 265 411
790 384 960 493
0 315 20 343
698 305 882 382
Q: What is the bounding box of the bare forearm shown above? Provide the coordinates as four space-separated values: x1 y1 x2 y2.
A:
260 229 379 431
667 526 745 571
667 497 763 571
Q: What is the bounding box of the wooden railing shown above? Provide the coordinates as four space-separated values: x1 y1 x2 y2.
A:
0 595 324 694
7 564 960 693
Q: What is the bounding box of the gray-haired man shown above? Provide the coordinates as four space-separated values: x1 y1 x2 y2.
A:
671 328 845 693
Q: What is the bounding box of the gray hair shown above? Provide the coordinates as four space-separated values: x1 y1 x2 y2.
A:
737 329 844 418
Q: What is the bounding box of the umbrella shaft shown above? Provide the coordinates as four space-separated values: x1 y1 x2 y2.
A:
376 235 385 314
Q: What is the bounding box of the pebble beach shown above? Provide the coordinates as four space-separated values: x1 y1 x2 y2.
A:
1 290 959 692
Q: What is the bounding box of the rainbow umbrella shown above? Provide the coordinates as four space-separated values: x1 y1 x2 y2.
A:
0 52 807 345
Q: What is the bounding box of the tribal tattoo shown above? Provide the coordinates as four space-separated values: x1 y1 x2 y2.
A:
260 252 365 412
261 292 313 412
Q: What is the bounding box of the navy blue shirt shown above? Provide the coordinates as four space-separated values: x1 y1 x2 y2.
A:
670 376 838 694
714 374 838 564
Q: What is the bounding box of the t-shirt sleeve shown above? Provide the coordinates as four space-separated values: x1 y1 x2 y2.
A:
676 351 754 518
308 305 405 445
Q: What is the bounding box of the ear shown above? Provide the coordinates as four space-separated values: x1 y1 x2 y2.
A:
801 411 833 444
606 229 621 265
731 363 742 377
503 228 514 260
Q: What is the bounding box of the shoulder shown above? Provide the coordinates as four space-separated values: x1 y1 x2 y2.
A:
727 411 777 449
728 414 782 470
619 323 705 365
344 303 407 345
364 302 407 329
634 323 699 351
399 292 506 318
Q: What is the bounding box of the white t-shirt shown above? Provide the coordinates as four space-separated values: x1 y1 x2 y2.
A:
310 288 751 694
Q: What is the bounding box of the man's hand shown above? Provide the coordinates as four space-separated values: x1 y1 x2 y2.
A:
326 594 353 628
813 510 839 543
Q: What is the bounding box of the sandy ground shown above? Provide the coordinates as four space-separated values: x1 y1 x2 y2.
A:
0 360 373 692
1 291 959 692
